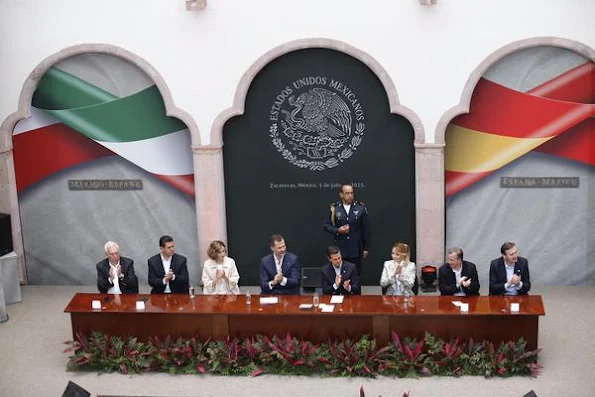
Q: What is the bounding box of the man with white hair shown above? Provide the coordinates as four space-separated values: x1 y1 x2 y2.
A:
96 241 139 294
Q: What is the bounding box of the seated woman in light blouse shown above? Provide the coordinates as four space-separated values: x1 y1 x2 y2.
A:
379 242 416 296
201 240 241 295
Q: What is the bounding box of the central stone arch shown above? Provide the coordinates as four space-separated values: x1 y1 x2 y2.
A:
198 38 430 285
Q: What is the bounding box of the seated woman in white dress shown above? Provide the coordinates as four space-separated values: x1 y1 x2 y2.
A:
201 240 241 295
379 242 416 296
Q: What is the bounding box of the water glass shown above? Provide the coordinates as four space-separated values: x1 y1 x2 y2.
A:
245 290 252 305
189 286 195 298
403 290 410 303
312 292 320 308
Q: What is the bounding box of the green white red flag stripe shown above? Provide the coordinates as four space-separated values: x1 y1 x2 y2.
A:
13 68 195 195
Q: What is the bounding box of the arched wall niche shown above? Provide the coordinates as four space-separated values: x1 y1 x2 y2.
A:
438 37 594 274
0 43 201 282
197 38 440 272
437 37 595 144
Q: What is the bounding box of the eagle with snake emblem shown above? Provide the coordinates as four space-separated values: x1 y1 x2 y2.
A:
280 87 352 159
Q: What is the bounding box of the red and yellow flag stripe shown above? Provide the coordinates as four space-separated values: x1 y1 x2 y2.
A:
446 62 595 197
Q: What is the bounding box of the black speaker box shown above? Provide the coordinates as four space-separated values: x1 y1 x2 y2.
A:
61 381 90 397
0 213 13 256
522 391 538 397
301 267 322 288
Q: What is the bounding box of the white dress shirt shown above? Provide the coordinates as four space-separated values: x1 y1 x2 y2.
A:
107 261 122 294
268 254 288 289
161 254 174 293
504 262 523 295
453 267 466 296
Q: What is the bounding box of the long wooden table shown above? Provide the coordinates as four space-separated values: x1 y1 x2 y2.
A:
64 293 546 350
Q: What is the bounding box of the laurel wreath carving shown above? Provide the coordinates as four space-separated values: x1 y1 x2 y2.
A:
269 122 365 171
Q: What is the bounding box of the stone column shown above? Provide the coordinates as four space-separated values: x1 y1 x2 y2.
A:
414 143 445 269
193 145 227 265
0 145 25 281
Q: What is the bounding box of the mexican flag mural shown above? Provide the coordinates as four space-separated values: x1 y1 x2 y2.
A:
13 54 199 286
446 46 594 286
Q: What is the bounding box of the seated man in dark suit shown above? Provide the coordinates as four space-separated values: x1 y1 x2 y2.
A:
489 241 531 295
438 247 480 296
148 235 189 294
96 241 138 294
260 234 301 295
321 246 361 295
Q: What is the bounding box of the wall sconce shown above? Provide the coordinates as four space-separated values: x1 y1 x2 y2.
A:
419 0 437 5
186 0 207 11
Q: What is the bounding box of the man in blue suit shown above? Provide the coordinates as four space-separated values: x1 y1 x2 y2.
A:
260 234 301 295
489 242 531 295
321 246 361 295
323 183 370 277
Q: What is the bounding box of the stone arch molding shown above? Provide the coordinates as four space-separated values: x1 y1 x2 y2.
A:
427 36 595 267
0 43 201 281
436 36 595 144
210 38 425 146
0 43 201 148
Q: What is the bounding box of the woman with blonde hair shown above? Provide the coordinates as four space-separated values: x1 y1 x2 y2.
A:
379 242 416 296
201 240 240 294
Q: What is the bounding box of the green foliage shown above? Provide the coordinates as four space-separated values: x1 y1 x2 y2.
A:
257 333 323 375
63 331 152 374
382 332 428 377
325 335 391 377
64 331 541 378
206 337 254 376
423 332 464 376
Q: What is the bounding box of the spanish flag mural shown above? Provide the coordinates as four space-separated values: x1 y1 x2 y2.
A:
446 46 594 286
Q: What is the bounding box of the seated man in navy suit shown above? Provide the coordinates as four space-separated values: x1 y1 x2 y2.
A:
321 246 361 295
96 241 138 294
260 234 301 295
438 247 480 296
489 241 531 295
148 235 190 294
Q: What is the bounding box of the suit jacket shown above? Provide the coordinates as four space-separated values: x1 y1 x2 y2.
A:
260 252 300 295
323 201 370 259
438 261 480 296
321 260 361 295
148 253 190 294
96 257 139 294
489 256 531 295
